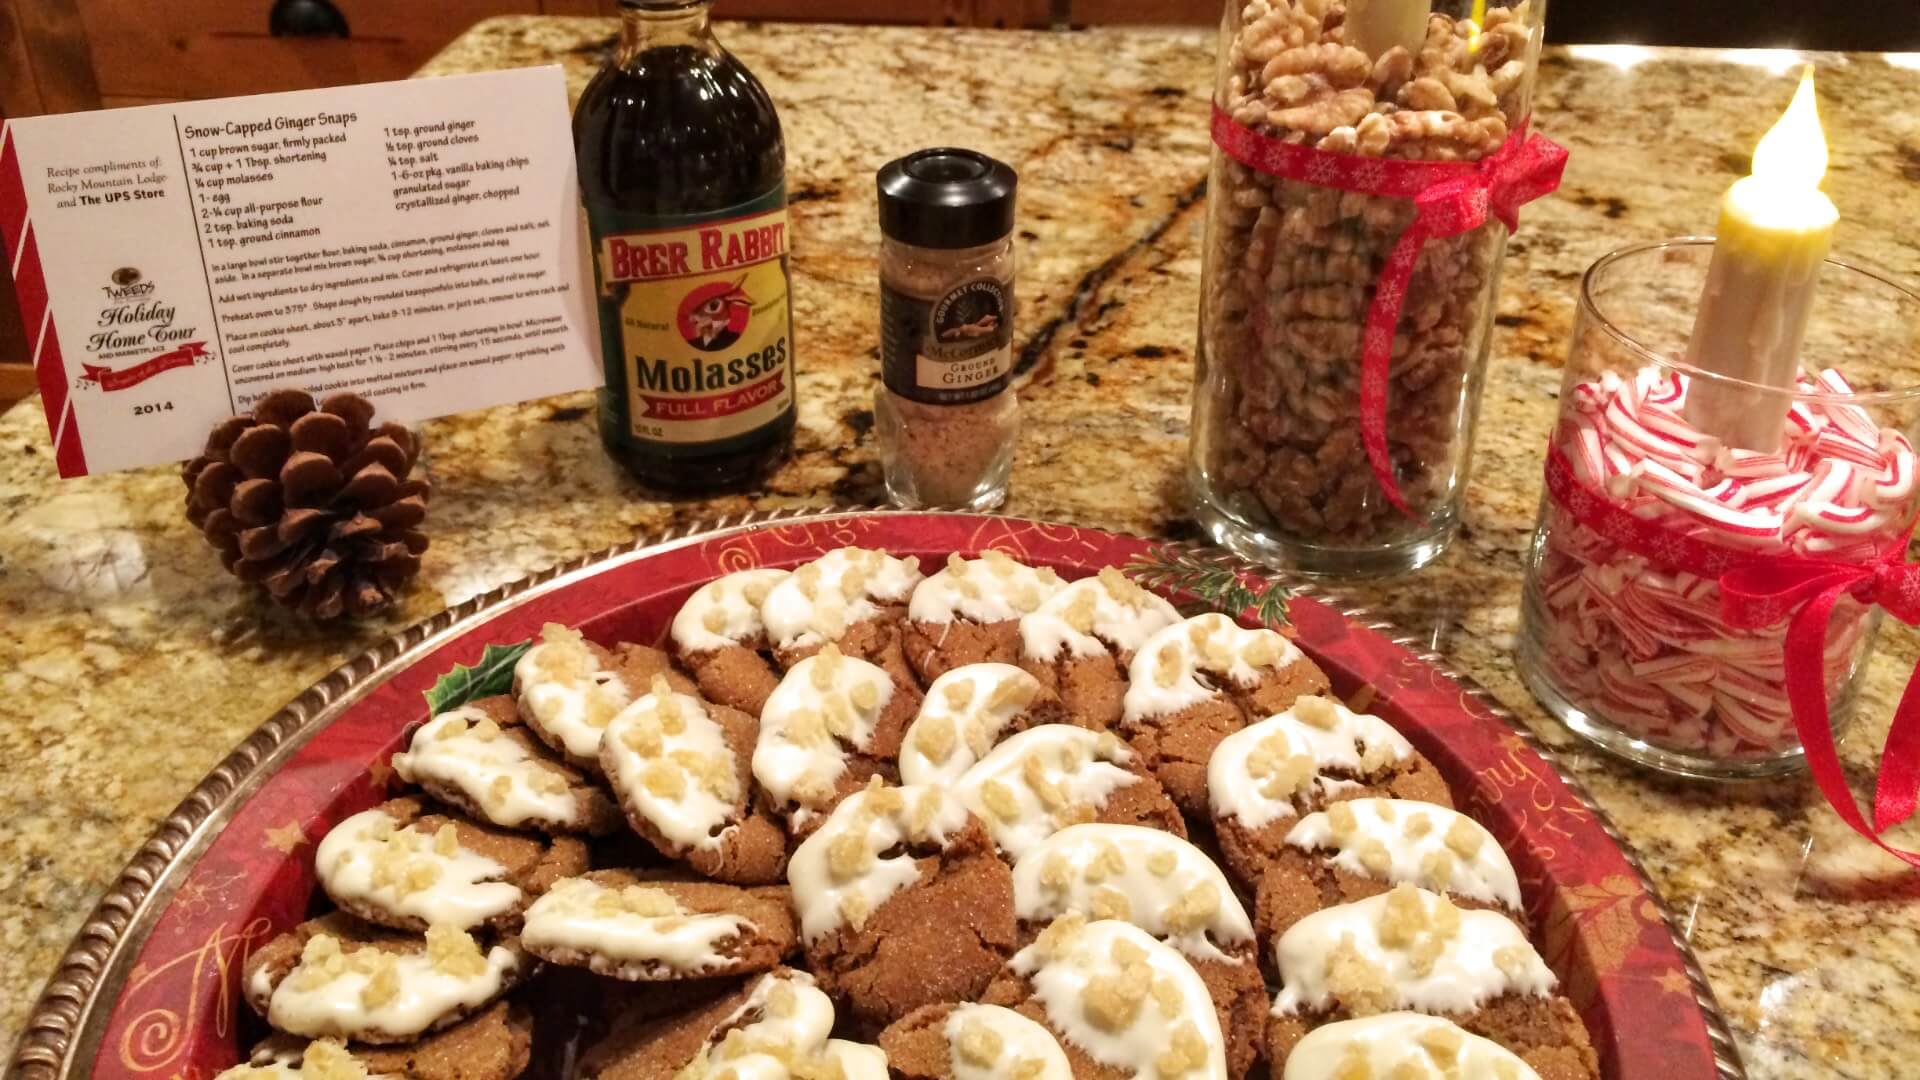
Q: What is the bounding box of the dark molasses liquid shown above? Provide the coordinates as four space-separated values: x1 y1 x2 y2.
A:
574 0 795 493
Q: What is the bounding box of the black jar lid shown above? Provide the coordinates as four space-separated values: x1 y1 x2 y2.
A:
877 148 1017 250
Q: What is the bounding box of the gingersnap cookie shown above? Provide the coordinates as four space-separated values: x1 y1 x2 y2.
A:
314 797 588 933
1010 824 1265 1078
1255 799 1521 945
391 696 622 836
511 623 636 772
600 674 787 883
788 780 1017 1032
670 568 791 717
902 552 1066 682
760 547 925 681
753 644 921 826
1121 614 1331 816
1207 695 1452 891
877 1002 1074 1080
519 870 796 981
1277 1012 1557 1080
980 916 1230 1080
1016 568 1184 731
238 1001 533 1080
242 914 526 1044
898 664 1063 786
953 725 1186 860
1267 886 1596 1080
581 967 875 1080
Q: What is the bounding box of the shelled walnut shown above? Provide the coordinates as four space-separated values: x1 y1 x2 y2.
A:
1195 0 1540 547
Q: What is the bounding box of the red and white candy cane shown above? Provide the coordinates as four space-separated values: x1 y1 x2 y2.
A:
1537 367 1920 868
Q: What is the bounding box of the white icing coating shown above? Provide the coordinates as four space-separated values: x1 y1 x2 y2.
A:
761 548 924 649
821 1041 890 1080
262 928 519 1040
753 648 896 811
1281 1013 1542 1080
786 781 972 942
1123 614 1305 723
954 725 1141 859
602 680 741 851
1011 824 1253 963
230 1037 388 1080
1018 569 1183 661
1271 887 1557 1016
1009 918 1228 1080
908 551 1065 624
1284 800 1522 911
943 1003 1074 1080
1206 698 1415 830
391 706 579 829
521 877 751 974
673 569 792 653
898 664 1043 786
513 624 631 762
314 808 517 930
685 970 840 1080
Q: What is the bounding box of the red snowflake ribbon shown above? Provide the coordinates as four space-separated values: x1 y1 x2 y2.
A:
1546 444 1920 868
1211 106 1569 514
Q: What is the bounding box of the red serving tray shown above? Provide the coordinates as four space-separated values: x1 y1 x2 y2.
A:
13 512 1737 1080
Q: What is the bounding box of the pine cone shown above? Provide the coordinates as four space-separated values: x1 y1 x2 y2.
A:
182 389 429 620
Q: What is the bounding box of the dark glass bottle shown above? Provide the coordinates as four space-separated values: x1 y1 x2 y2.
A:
574 0 795 493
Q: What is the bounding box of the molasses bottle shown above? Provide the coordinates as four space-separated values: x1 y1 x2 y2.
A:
575 0 795 492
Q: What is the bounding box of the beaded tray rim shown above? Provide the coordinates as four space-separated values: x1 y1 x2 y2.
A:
6 507 1746 1080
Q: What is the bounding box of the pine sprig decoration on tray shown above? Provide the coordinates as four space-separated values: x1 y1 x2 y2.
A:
423 641 532 716
1124 545 1293 629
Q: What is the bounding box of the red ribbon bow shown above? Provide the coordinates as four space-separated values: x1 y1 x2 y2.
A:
1547 445 1920 867
1211 106 1569 513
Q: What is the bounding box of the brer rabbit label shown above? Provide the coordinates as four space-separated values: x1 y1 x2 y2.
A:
880 276 1012 405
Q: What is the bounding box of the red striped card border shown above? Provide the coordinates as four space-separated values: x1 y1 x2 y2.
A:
1 121 90 478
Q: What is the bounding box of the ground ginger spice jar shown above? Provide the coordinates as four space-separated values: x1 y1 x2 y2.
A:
875 149 1019 510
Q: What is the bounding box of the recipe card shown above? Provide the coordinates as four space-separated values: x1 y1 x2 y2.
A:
0 66 600 477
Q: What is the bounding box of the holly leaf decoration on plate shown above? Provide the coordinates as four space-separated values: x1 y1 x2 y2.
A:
423 641 532 715
1124 546 1292 630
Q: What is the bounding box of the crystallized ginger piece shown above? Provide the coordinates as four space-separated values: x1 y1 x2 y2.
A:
1151 975 1184 1016
359 960 400 1009
849 680 880 712
1091 886 1132 922
643 761 687 800
1443 817 1485 859
702 607 729 634
988 674 1035 711
1063 591 1097 633
1083 969 1148 1031
1421 849 1455 890
1325 935 1395 1015
1493 944 1534 980
1417 1023 1463 1061
840 893 872 930
1356 839 1392 878
1167 883 1220 933
426 923 489 977
301 1040 371 1080
910 791 943 836
943 680 976 711
1404 813 1434 839
1154 644 1183 689
1326 800 1359 837
1147 848 1178 877
487 775 514 805
1155 1022 1209 1078
955 1020 1005 1066
1377 884 1429 948
623 719 665 757
828 831 872 878
1041 854 1073 892
980 780 1020 821
1010 1059 1048 1080
471 718 502 742
1294 695 1340 730
867 778 906 815
915 716 958 763
435 715 470 741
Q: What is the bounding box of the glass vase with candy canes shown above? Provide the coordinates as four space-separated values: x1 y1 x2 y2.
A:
1516 239 1920 779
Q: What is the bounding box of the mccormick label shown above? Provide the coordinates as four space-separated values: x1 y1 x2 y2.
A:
590 191 794 451
880 275 1013 406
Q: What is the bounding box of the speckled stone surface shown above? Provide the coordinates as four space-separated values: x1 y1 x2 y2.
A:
4 18 1919 1077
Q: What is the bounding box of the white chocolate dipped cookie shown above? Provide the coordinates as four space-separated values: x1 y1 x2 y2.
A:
876 1001 1074 1080
314 797 588 932
1015 567 1184 731
1279 1013 1542 1080
520 870 797 981
601 674 787 884
390 696 622 836
1266 887 1596 1080
982 916 1229 1080
580 967 849 1080
1207 696 1453 891
899 664 1052 786
670 568 791 717
760 548 924 679
1119 614 1331 815
953 725 1185 861
1256 799 1524 944
753 644 917 826
242 915 526 1045
789 780 1017 1031
1010 824 1267 1077
512 623 636 771
903 552 1066 681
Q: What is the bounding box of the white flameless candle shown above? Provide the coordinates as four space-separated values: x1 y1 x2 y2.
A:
1682 67 1840 452
1345 0 1430 60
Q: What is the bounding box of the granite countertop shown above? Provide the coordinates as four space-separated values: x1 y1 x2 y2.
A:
5 17 1919 1077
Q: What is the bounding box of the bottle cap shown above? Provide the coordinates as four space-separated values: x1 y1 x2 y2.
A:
877 148 1017 251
